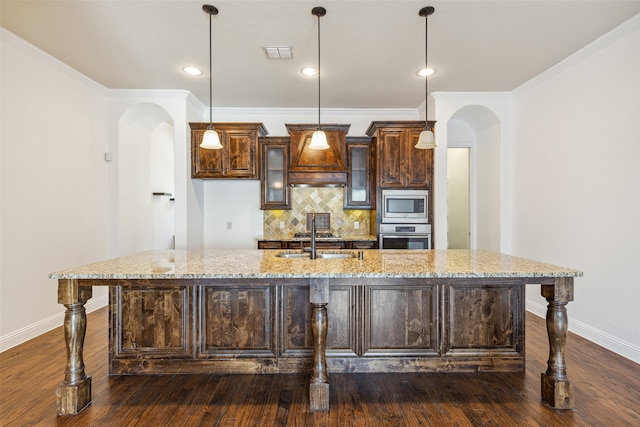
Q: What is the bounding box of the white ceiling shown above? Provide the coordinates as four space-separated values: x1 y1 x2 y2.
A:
2 0 640 109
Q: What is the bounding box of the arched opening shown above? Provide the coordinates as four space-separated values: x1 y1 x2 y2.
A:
447 105 501 250
118 103 175 255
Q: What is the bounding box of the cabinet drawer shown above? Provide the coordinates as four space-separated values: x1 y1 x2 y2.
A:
258 240 284 249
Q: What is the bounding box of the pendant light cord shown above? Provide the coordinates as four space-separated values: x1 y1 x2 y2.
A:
209 9 213 128
317 12 321 131
424 11 428 130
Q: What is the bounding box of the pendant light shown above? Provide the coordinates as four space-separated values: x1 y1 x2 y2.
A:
200 4 222 149
308 6 330 150
415 6 436 149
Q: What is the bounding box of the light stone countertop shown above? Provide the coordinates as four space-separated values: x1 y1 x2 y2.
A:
50 249 582 280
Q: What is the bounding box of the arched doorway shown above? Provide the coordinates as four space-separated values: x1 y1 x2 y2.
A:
447 105 501 250
118 103 175 255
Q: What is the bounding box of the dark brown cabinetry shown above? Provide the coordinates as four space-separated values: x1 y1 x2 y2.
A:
286 124 350 186
286 240 347 250
260 137 290 210
257 240 377 250
190 122 267 179
109 279 524 375
349 240 378 249
257 240 285 249
366 121 434 189
344 137 374 209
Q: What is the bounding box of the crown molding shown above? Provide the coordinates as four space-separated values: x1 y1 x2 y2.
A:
1 27 108 96
513 13 640 97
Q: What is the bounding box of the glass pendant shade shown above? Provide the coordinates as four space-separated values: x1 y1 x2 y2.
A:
309 129 329 150
415 129 436 149
200 128 222 149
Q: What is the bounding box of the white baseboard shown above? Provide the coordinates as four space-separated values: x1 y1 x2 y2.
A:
0 294 108 353
526 299 640 364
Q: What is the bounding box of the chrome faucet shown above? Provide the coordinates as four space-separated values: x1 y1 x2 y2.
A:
310 213 317 259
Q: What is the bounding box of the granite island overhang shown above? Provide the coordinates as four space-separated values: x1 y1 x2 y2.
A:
50 249 582 415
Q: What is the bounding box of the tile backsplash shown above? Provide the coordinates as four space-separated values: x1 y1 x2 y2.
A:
263 188 370 236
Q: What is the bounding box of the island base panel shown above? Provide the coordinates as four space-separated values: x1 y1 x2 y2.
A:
56 376 92 415
541 373 574 409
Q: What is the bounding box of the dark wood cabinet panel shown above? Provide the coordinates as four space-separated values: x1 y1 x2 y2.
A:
259 240 375 250
363 283 438 356
348 240 378 249
197 285 275 357
190 122 267 179
285 240 347 250
282 285 357 357
442 281 524 356
257 240 285 249
110 286 191 359
366 121 435 189
109 279 524 374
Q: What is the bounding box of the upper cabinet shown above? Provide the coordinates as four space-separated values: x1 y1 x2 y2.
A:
286 124 350 186
344 137 374 209
190 122 268 179
366 121 434 189
260 137 290 210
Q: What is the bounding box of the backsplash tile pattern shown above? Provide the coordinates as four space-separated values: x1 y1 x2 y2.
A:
263 188 370 237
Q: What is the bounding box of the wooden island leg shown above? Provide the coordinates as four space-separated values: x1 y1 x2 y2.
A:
309 278 330 412
541 277 574 409
56 279 92 415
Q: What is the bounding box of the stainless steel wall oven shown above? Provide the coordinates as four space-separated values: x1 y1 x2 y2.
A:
379 223 432 250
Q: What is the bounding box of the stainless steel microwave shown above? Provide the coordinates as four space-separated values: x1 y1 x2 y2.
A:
381 189 428 223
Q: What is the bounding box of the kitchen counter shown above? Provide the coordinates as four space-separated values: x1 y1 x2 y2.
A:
51 249 581 414
51 249 580 279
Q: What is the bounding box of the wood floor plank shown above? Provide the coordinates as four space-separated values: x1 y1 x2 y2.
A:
1 307 639 426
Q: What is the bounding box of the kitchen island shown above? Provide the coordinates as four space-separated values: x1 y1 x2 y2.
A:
50 249 581 415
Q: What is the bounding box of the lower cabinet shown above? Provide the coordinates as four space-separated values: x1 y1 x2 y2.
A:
363 283 438 357
257 240 284 249
109 279 524 374
257 240 377 249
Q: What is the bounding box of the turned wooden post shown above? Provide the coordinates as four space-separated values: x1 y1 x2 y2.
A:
309 278 330 411
541 277 574 409
56 279 92 415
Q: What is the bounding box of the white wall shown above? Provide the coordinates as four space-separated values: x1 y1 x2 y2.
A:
0 29 110 350
512 16 640 362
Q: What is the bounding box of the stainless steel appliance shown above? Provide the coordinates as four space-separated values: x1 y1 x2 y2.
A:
379 223 432 249
381 189 428 223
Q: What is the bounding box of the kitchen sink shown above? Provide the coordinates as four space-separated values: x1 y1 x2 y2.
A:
275 252 310 258
317 252 356 259
274 251 357 259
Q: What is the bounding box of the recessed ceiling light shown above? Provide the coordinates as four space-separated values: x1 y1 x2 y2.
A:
183 66 203 76
417 67 436 77
301 67 318 76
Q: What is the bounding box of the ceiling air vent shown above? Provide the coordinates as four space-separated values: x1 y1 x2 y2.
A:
263 46 293 59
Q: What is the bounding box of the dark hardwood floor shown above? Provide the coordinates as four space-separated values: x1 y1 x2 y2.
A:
1 307 638 426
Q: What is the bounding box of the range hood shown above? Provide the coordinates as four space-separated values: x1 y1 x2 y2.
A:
286 124 350 187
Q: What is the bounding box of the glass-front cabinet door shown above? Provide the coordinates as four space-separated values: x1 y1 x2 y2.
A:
345 138 373 209
260 137 290 210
